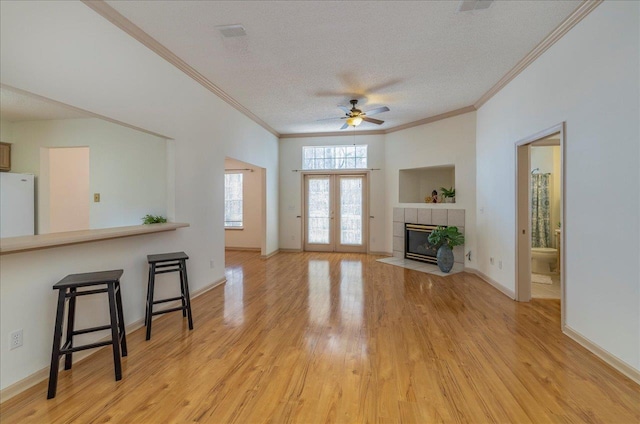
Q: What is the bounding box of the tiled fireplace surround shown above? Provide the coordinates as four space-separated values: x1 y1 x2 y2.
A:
392 208 465 266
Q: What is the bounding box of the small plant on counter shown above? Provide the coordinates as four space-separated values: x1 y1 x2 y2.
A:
142 214 167 224
440 187 456 202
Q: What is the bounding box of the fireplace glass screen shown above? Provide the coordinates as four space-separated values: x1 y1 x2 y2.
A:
405 223 442 264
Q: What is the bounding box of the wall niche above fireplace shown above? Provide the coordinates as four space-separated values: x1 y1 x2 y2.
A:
399 164 455 203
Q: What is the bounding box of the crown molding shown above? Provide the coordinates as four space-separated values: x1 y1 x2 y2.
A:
83 0 602 140
279 129 386 139
81 0 280 138
474 0 603 109
384 106 476 134
280 106 476 138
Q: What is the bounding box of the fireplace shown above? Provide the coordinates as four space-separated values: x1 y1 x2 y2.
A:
405 223 442 264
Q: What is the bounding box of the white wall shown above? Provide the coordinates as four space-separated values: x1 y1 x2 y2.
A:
0 1 278 390
224 157 263 249
0 119 12 141
11 118 167 231
279 134 386 253
476 1 639 370
385 112 477 266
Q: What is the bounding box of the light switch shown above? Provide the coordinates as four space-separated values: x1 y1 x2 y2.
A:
94 193 100 202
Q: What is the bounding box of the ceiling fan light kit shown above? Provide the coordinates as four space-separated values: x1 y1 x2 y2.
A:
347 116 363 127
319 99 390 130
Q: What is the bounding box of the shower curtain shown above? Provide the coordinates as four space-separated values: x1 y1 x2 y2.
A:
531 173 551 248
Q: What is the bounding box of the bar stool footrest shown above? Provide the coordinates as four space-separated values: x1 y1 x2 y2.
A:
60 339 113 354
151 305 186 316
72 324 113 336
152 295 184 305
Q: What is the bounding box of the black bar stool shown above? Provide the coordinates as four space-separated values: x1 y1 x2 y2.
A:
145 252 193 340
48 270 127 399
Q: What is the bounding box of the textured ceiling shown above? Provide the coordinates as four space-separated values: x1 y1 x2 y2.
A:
0 86 90 122
105 1 581 135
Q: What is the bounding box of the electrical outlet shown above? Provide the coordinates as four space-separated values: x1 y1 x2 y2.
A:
498 260 503 269
209 259 215 269
290 235 295 241
9 329 23 350
490 257 494 265
93 193 100 202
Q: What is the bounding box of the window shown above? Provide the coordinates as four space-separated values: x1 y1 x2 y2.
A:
224 173 243 228
302 145 367 170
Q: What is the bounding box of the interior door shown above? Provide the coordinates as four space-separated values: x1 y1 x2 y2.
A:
304 174 367 253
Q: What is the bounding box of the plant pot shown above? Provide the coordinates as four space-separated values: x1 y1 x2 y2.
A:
436 244 454 273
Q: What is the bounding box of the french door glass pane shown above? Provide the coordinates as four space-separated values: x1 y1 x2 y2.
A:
307 178 331 244
340 177 363 245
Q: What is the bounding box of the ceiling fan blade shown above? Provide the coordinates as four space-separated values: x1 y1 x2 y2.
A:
364 106 390 116
362 116 384 125
340 122 349 130
338 105 351 114
316 116 344 121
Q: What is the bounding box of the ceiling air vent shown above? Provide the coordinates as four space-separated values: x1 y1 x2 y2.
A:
216 24 247 38
457 0 493 13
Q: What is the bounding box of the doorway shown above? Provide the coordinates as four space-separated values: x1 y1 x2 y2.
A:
39 146 90 234
303 173 368 253
224 157 267 256
515 123 565 323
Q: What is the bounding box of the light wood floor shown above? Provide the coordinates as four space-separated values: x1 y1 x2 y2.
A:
1 251 638 423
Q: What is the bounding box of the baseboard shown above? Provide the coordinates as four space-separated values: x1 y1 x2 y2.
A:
0 317 144 404
563 325 640 386
369 251 392 256
225 247 261 252
278 248 302 253
261 249 279 259
465 268 516 299
0 277 226 403
0 366 47 404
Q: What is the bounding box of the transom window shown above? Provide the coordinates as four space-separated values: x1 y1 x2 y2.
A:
224 173 243 228
302 145 368 170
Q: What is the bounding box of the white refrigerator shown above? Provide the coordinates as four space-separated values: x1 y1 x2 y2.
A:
0 172 35 238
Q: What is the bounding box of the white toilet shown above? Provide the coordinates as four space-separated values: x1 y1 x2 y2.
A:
531 247 557 273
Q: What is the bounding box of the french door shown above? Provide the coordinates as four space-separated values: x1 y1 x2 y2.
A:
304 174 368 253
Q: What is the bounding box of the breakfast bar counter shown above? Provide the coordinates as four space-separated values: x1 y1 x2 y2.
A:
0 223 190 255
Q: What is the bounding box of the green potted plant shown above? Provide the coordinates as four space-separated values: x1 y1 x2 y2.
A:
427 226 465 273
440 187 456 203
142 214 167 224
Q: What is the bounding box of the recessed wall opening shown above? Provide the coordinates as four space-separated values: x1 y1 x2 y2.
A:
399 165 455 203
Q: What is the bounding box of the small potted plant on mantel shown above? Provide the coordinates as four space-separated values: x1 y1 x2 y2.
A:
427 226 465 273
440 187 456 203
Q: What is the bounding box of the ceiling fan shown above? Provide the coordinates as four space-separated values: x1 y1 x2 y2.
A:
318 99 390 130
